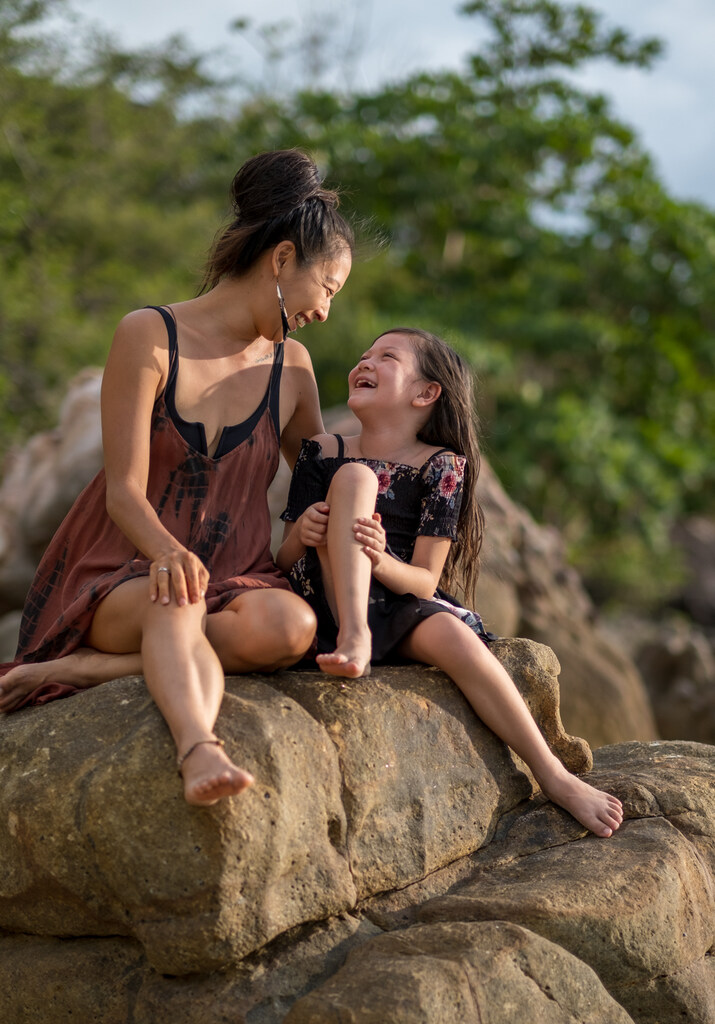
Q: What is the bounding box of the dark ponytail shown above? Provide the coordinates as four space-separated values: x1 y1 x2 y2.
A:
201 149 354 292
375 328 485 599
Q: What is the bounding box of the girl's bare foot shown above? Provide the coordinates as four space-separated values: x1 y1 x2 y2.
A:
0 649 142 712
316 629 372 679
178 739 254 806
535 763 623 837
315 622 370 679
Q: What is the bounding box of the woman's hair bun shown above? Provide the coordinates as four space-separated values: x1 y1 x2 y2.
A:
200 148 353 291
231 149 337 224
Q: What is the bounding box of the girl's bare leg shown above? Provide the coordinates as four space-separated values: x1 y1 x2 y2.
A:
87 578 253 806
313 462 377 678
400 613 624 838
0 589 316 714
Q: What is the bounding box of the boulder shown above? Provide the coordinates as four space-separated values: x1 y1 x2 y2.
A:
416 741 715 1023
0 675 356 974
612 615 715 745
0 640 577 975
0 915 383 1024
284 920 635 1023
671 516 715 626
0 656 713 1024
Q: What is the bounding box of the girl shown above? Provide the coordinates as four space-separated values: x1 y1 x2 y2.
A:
277 328 623 838
0 149 353 807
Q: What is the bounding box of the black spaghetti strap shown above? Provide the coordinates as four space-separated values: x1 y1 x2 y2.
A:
268 342 285 439
334 434 345 459
145 305 178 380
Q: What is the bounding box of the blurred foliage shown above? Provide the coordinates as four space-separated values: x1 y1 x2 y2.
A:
0 0 713 607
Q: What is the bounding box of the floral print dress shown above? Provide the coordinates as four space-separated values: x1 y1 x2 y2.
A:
281 436 492 663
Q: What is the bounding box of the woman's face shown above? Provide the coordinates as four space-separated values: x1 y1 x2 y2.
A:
278 246 352 332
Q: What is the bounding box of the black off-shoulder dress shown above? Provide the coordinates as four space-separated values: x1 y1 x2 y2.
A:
281 436 493 663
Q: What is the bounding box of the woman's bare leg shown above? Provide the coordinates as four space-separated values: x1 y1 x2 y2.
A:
0 588 316 714
400 613 624 838
313 462 377 678
206 588 316 672
87 578 253 806
0 648 142 713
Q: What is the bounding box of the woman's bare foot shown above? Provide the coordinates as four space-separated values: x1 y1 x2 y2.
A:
535 763 623 838
0 648 142 712
178 740 254 806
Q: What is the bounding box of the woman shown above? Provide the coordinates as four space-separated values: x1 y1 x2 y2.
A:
0 149 353 806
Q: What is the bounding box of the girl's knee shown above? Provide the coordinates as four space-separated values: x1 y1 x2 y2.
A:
329 461 378 493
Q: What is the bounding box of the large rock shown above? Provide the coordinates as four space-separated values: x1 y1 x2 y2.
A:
0 641 575 975
1 665 713 1024
612 614 715 745
284 920 635 1023
0 675 356 974
416 741 715 1023
0 369 103 613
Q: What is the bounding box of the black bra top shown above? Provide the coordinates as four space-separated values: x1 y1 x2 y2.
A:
149 305 284 459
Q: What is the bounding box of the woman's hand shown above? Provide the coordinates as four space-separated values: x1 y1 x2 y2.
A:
354 513 386 571
297 502 330 548
150 548 209 606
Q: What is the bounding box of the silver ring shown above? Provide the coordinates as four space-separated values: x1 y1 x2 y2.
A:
157 566 170 574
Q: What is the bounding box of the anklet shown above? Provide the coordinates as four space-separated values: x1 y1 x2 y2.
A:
177 738 225 775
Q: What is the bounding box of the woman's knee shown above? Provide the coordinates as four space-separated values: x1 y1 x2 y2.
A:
210 590 316 668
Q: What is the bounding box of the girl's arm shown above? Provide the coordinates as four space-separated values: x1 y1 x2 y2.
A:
101 309 208 605
355 518 451 599
275 503 329 573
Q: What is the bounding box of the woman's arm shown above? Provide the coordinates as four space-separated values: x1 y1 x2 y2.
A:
279 340 324 470
101 308 208 605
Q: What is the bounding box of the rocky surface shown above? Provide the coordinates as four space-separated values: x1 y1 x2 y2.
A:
284 921 636 1023
1 658 712 1024
0 640 586 976
610 613 715 746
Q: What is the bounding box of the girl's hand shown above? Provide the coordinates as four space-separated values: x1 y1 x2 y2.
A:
150 548 209 606
298 502 330 548
354 513 386 570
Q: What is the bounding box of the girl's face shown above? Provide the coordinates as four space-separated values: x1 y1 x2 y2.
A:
347 332 425 411
278 247 352 332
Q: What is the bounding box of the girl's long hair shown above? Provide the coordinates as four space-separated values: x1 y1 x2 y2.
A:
375 328 484 599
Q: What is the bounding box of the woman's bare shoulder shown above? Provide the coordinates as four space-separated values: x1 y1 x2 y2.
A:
282 336 316 369
112 307 171 351
104 307 171 389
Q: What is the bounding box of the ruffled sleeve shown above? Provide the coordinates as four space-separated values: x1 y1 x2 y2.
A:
280 439 328 522
417 452 466 539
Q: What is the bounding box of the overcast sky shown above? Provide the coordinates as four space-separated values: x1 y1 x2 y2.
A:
71 0 715 208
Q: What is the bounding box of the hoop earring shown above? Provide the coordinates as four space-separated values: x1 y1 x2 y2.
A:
276 281 290 340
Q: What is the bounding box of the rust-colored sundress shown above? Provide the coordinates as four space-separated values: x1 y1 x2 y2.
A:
1 305 291 709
